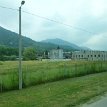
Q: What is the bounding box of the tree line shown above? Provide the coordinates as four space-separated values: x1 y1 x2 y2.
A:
0 46 18 61
0 46 39 61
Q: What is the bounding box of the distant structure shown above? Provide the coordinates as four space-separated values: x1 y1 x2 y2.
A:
72 50 107 61
49 46 63 59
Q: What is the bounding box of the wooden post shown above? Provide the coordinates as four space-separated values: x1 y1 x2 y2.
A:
0 77 2 92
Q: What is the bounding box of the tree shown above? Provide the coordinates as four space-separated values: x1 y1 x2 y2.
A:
23 47 36 60
0 45 18 61
44 50 49 59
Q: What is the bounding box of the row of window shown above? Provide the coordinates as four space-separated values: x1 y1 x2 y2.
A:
73 54 107 58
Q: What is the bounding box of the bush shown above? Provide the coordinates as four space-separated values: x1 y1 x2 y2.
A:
0 55 17 61
0 61 3 65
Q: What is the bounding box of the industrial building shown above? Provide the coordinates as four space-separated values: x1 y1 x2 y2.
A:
72 50 107 61
49 47 63 59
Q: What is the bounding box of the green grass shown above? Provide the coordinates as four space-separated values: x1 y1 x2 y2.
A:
0 61 107 92
0 72 107 107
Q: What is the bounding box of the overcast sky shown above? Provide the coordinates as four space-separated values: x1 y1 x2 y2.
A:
0 0 107 50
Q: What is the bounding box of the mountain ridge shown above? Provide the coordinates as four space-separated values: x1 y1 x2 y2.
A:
41 38 90 50
0 26 89 51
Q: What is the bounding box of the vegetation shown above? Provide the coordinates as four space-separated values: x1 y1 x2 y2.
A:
0 45 18 61
0 61 107 92
0 72 107 107
0 26 77 52
23 47 36 60
0 26 36 47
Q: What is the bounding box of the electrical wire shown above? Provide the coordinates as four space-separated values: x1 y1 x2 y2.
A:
0 5 96 35
23 10 96 34
0 5 18 11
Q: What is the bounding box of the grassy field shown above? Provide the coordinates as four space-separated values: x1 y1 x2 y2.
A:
0 60 107 92
0 72 107 107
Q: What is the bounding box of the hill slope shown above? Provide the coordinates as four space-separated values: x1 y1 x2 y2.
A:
42 38 82 50
0 26 36 47
0 26 84 51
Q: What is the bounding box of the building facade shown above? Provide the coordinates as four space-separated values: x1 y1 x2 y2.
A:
72 50 107 61
49 48 63 59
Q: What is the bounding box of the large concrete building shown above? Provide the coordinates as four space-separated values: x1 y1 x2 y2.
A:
49 47 63 59
72 50 107 61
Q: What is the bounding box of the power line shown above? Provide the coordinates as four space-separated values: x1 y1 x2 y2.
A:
0 5 96 35
0 5 18 11
23 11 96 35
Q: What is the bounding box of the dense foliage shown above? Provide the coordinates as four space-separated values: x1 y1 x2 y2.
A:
0 26 36 47
23 47 36 60
0 45 18 61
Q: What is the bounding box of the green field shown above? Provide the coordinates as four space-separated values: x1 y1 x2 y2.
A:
0 72 107 107
0 60 107 92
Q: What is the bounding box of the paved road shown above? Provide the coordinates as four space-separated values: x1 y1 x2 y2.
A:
82 95 107 107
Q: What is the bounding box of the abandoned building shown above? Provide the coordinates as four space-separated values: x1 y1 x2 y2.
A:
49 47 63 59
72 50 107 61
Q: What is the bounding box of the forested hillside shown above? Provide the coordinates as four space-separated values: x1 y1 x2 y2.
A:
0 26 79 52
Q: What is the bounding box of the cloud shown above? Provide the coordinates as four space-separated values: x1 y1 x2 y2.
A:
0 0 107 50
84 33 107 50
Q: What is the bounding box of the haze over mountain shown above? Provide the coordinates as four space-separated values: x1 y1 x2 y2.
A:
0 26 90 51
0 26 36 47
42 38 90 50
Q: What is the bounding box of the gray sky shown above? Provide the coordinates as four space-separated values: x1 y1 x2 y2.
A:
0 0 107 50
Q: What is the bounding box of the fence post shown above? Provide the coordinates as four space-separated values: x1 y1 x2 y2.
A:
84 63 87 75
64 63 66 78
94 62 96 73
75 64 77 77
101 62 102 71
0 76 2 92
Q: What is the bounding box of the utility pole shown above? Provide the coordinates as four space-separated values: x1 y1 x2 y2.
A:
19 1 25 90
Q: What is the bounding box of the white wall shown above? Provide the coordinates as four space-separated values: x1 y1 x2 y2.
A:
72 51 107 61
49 49 63 59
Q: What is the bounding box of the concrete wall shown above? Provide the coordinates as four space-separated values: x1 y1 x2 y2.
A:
72 51 107 61
49 49 63 59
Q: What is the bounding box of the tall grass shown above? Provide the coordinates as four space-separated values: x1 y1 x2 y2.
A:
0 61 107 92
